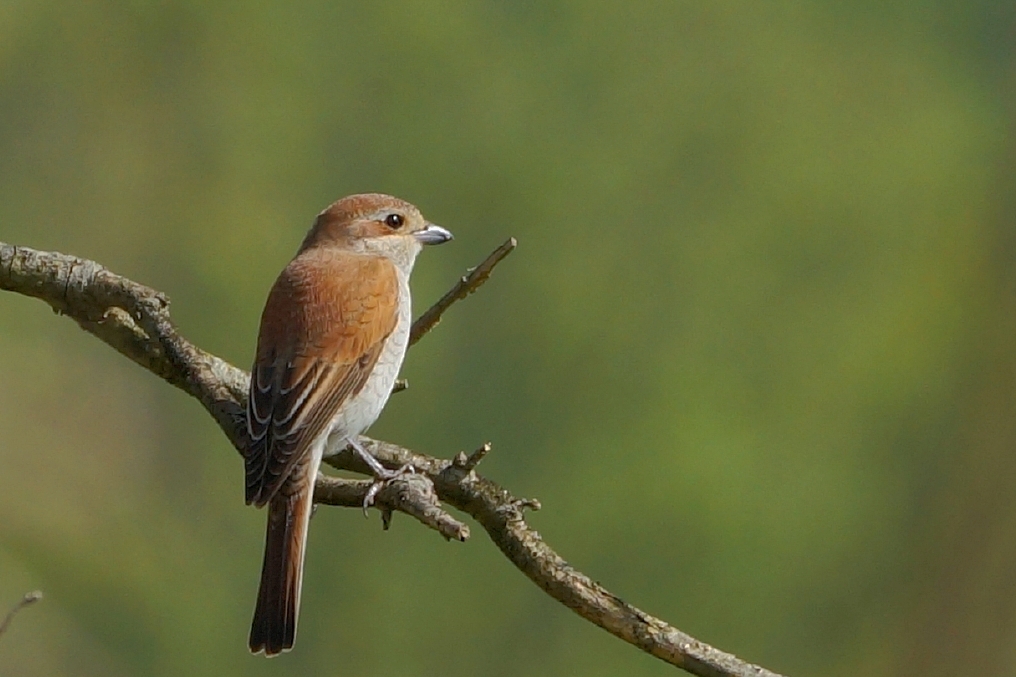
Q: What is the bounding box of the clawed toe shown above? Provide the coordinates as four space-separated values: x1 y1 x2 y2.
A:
390 463 416 478
361 464 417 515
347 436 417 515
362 481 384 514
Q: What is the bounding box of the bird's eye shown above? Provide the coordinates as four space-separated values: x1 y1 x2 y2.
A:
384 213 404 229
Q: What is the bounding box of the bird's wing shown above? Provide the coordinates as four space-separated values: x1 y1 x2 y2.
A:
245 250 400 506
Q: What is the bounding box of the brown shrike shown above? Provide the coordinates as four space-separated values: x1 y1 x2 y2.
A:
244 193 452 656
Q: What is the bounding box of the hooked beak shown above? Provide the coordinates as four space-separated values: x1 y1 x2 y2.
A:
414 223 453 245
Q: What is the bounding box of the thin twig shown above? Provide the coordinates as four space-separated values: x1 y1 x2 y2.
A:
0 591 43 640
0 241 787 677
452 442 492 472
409 237 517 346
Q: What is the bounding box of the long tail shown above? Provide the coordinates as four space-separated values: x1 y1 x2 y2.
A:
249 484 313 656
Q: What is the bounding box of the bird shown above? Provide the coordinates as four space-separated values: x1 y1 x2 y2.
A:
244 193 452 656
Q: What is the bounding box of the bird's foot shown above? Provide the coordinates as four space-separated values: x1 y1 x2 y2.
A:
346 437 416 515
362 463 416 513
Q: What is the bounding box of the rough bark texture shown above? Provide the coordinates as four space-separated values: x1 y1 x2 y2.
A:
0 240 786 677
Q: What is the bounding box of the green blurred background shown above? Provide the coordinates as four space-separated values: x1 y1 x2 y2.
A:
1 2 1014 676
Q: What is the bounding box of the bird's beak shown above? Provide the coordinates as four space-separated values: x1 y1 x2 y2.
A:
414 223 453 245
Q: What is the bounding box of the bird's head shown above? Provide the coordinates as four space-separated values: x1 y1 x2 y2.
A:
301 193 452 268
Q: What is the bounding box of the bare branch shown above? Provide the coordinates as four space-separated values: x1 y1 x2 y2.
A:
326 441 784 677
0 591 43 641
313 473 469 542
409 237 517 346
453 442 492 473
0 241 787 677
0 244 248 450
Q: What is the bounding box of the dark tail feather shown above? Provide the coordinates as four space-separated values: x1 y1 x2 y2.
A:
249 489 311 656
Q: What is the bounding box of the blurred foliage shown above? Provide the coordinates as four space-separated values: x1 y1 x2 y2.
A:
1 1 1014 676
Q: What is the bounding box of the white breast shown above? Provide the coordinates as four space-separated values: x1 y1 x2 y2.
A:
322 266 412 454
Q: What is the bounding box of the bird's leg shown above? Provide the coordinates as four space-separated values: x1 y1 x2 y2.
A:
345 437 415 514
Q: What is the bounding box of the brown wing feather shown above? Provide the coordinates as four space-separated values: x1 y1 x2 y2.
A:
245 249 400 506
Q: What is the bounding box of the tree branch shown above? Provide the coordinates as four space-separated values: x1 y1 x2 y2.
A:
0 591 43 641
408 236 517 346
0 241 786 677
313 473 470 542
